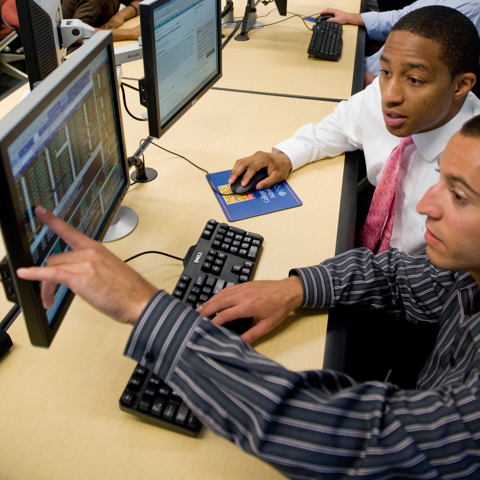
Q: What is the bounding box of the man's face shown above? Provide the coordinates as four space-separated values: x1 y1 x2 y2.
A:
417 132 480 275
379 30 460 137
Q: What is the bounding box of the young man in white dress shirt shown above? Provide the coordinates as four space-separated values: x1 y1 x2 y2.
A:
229 6 480 254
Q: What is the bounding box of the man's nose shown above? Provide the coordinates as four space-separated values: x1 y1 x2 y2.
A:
382 76 403 106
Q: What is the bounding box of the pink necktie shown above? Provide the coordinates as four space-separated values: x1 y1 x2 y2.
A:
358 136 414 253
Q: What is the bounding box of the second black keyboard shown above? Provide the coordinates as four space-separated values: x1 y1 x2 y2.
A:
119 219 264 436
307 16 343 61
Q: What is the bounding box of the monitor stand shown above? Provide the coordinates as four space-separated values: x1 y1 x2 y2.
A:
235 0 264 40
102 205 138 242
103 137 157 242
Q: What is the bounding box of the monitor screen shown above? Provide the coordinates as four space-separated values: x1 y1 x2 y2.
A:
139 0 222 138
0 31 130 347
16 0 65 90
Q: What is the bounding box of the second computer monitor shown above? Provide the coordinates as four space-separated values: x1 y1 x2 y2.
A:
139 0 222 138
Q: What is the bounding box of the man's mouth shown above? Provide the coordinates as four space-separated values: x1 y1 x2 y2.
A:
383 111 407 127
424 227 442 246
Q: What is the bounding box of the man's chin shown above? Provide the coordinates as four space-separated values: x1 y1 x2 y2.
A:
426 245 456 271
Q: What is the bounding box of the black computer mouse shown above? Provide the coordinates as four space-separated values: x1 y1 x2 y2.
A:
316 13 335 23
231 167 269 195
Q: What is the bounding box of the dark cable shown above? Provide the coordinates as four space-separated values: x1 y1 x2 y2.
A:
120 83 148 122
121 82 140 92
124 250 184 263
259 11 314 30
0 304 21 331
146 140 243 197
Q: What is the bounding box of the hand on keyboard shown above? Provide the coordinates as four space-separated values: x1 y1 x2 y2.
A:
198 276 304 344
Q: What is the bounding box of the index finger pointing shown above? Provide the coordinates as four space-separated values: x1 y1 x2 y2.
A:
34 206 99 251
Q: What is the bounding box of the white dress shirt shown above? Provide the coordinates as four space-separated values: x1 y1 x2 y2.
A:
360 0 480 75
273 78 480 253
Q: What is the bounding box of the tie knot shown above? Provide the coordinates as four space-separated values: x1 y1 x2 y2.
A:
400 136 414 148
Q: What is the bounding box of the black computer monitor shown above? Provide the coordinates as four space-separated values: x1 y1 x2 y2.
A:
15 0 64 90
139 0 222 138
0 31 130 347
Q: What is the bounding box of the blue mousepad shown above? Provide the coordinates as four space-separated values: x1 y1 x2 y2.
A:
207 169 302 222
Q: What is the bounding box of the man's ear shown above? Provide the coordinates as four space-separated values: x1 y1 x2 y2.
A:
453 72 477 100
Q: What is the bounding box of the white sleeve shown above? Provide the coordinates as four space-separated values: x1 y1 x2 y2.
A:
273 85 375 171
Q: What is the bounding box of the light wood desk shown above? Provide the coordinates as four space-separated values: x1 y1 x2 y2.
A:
217 0 363 100
0 89 346 479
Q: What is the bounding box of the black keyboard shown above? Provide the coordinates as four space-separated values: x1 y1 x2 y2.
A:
119 219 264 436
307 16 343 61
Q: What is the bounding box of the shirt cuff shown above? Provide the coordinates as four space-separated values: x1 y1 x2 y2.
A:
289 265 334 308
273 138 310 171
124 290 205 384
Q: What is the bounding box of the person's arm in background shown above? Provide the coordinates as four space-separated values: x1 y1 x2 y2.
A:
99 0 141 29
318 8 365 26
106 24 141 41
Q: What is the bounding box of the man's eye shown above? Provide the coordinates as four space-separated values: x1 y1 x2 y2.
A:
409 78 423 85
450 189 466 203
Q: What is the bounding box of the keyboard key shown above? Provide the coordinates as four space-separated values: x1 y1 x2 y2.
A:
163 400 179 421
187 412 201 430
121 392 136 406
159 384 172 396
213 278 225 294
151 397 166 417
127 377 142 391
139 398 151 412
175 402 190 425
194 273 206 287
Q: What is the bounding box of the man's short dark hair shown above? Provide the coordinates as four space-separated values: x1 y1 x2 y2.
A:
391 6 480 79
461 115 480 138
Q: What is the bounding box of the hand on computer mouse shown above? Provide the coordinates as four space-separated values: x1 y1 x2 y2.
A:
228 151 292 191
318 8 365 26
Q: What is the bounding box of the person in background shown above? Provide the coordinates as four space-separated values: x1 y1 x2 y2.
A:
62 0 141 41
17 114 480 479
319 0 480 86
229 6 480 254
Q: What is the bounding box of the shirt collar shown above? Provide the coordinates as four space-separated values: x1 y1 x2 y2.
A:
413 95 478 163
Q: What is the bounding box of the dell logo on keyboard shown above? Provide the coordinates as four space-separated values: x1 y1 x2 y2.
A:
194 252 203 264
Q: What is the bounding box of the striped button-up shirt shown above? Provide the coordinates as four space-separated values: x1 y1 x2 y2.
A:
125 248 480 479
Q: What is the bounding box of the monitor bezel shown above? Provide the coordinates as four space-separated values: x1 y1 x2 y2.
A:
0 31 130 347
139 0 223 138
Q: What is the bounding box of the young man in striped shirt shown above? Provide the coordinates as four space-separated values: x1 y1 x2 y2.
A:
19 115 480 478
